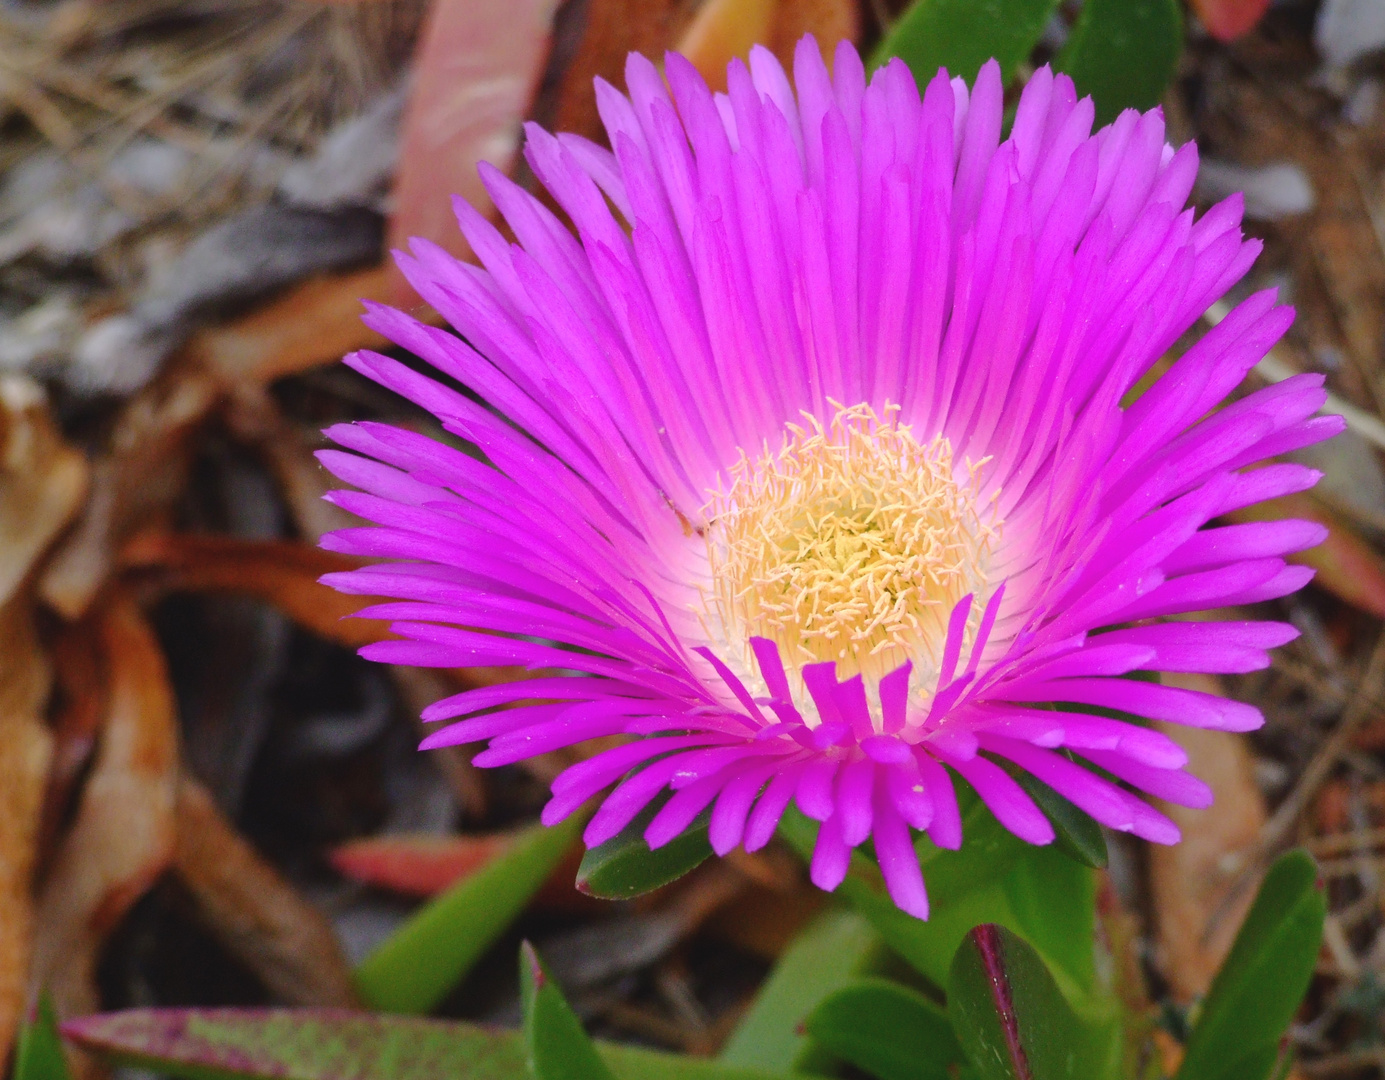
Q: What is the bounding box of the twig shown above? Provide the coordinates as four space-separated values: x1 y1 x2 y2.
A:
1260 632 1385 857
1308 825 1385 858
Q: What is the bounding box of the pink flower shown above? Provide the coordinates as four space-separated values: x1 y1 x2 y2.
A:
319 40 1339 919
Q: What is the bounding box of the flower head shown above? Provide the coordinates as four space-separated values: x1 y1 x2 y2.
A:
319 39 1340 918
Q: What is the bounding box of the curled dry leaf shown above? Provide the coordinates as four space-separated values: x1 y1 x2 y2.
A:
551 0 694 143
769 0 859 58
222 385 358 543
0 376 82 1062
1148 672 1268 1001
119 532 390 650
676 0 857 93
386 0 561 304
174 777 358 1007
0 375 89 608
30 593 178 1022
185 266 393 389
39 372 218 619
0 596 53 1065
40 616 107 856
677 0 778 91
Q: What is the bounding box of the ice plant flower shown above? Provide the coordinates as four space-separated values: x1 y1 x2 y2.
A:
318 40 1340 919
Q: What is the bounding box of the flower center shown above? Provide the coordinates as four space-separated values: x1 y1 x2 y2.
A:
703 402 997 693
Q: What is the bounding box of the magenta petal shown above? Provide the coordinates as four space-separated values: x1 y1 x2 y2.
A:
316 33 1330 923
809 812 852 892
835 758 876 847
873 783 928 919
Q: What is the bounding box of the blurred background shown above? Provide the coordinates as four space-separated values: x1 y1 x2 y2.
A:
4 0 1385 1076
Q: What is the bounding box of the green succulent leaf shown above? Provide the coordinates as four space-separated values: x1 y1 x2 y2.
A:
1055 0 1183 125
1174 850 1325 1080
777 795 1098 1005
575 797 712 900
719 909 888 1073
1012 772 1108 870
805 977 964 1080
948 925 1097 1080
61 1008 788 1080
873 0 1061 82
520 942 616 1080
354 813 584 1014
15 996 72 1080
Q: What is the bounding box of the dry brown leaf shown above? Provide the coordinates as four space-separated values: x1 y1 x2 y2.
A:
769 0 859 63
677 0 778 92
0 376 89 608
119 531 391 650
223 385 359 543
185 266 394 387
386 0 561 303
1148 672 1268 1001
551 0 693 143
0 595 54 1064
30 593 178 1022
174 776 358 1006
39 615 107 856
39 373 218 619
0 376 75 1061
674 0 857 97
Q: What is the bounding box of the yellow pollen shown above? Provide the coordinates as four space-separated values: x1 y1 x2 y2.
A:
703 402 997 690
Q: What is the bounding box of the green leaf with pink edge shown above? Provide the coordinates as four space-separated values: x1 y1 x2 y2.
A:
948 925 1106 1080
520 941 615 1080
16 995 72 1080
776 797 1101 1008
61 1008 791 1080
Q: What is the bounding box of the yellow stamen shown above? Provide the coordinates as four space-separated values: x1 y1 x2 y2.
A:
702 402 998 694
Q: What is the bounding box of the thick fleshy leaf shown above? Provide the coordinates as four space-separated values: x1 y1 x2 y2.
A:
719 910 887 1072
948 925 1098 1080
15 997 71 1080
998 846 1098 1002
118 533 390 650
520 942 616 1080
354 815 584 1014
1174 850 1325 1080
871 0 1060 81
1012 772 1108 870
777 797 1101 1008
777 802 1024 990
805 978 963 1080
62 1008 788 1080
575 798 713 900
1056 0 1182 124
